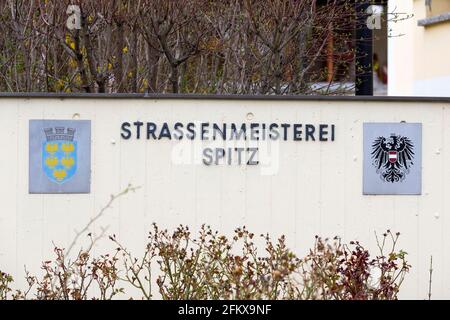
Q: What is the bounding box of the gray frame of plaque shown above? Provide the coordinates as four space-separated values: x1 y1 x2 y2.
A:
363 122 422 195
29 119 91 194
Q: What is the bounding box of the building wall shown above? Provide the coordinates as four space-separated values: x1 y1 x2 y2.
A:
388 0 415 96
389 0 450 97
426 0 450 18
1 97 450 299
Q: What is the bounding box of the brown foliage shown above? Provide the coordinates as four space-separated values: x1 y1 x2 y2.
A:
0 0 361 94
1 226 410 300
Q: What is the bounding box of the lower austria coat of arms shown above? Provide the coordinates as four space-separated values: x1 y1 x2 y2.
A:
42 126 77 184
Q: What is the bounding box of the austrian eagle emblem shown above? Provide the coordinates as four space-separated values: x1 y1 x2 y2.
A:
371 134 415 183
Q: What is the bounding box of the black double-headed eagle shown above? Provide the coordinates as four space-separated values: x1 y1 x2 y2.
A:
371 134 415 183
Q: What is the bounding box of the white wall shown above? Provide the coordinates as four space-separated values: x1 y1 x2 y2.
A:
388 0 450 97
388 0 415 96
1 97 450 299
414 75 450 96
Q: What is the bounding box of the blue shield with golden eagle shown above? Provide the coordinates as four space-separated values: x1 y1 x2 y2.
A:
42 127 77 184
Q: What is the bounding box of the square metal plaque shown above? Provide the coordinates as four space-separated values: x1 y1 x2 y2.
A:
29 119 91 194
363 122 422 195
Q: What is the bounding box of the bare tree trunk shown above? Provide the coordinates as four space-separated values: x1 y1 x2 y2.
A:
129 29 139 92
145 41 159 93
170 64 179 93
74 30 91 93
115 21 125 92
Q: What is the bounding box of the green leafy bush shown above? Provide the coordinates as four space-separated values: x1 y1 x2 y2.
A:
0 271 13 300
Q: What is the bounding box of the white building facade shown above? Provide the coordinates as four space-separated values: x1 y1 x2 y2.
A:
388 0 450 97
